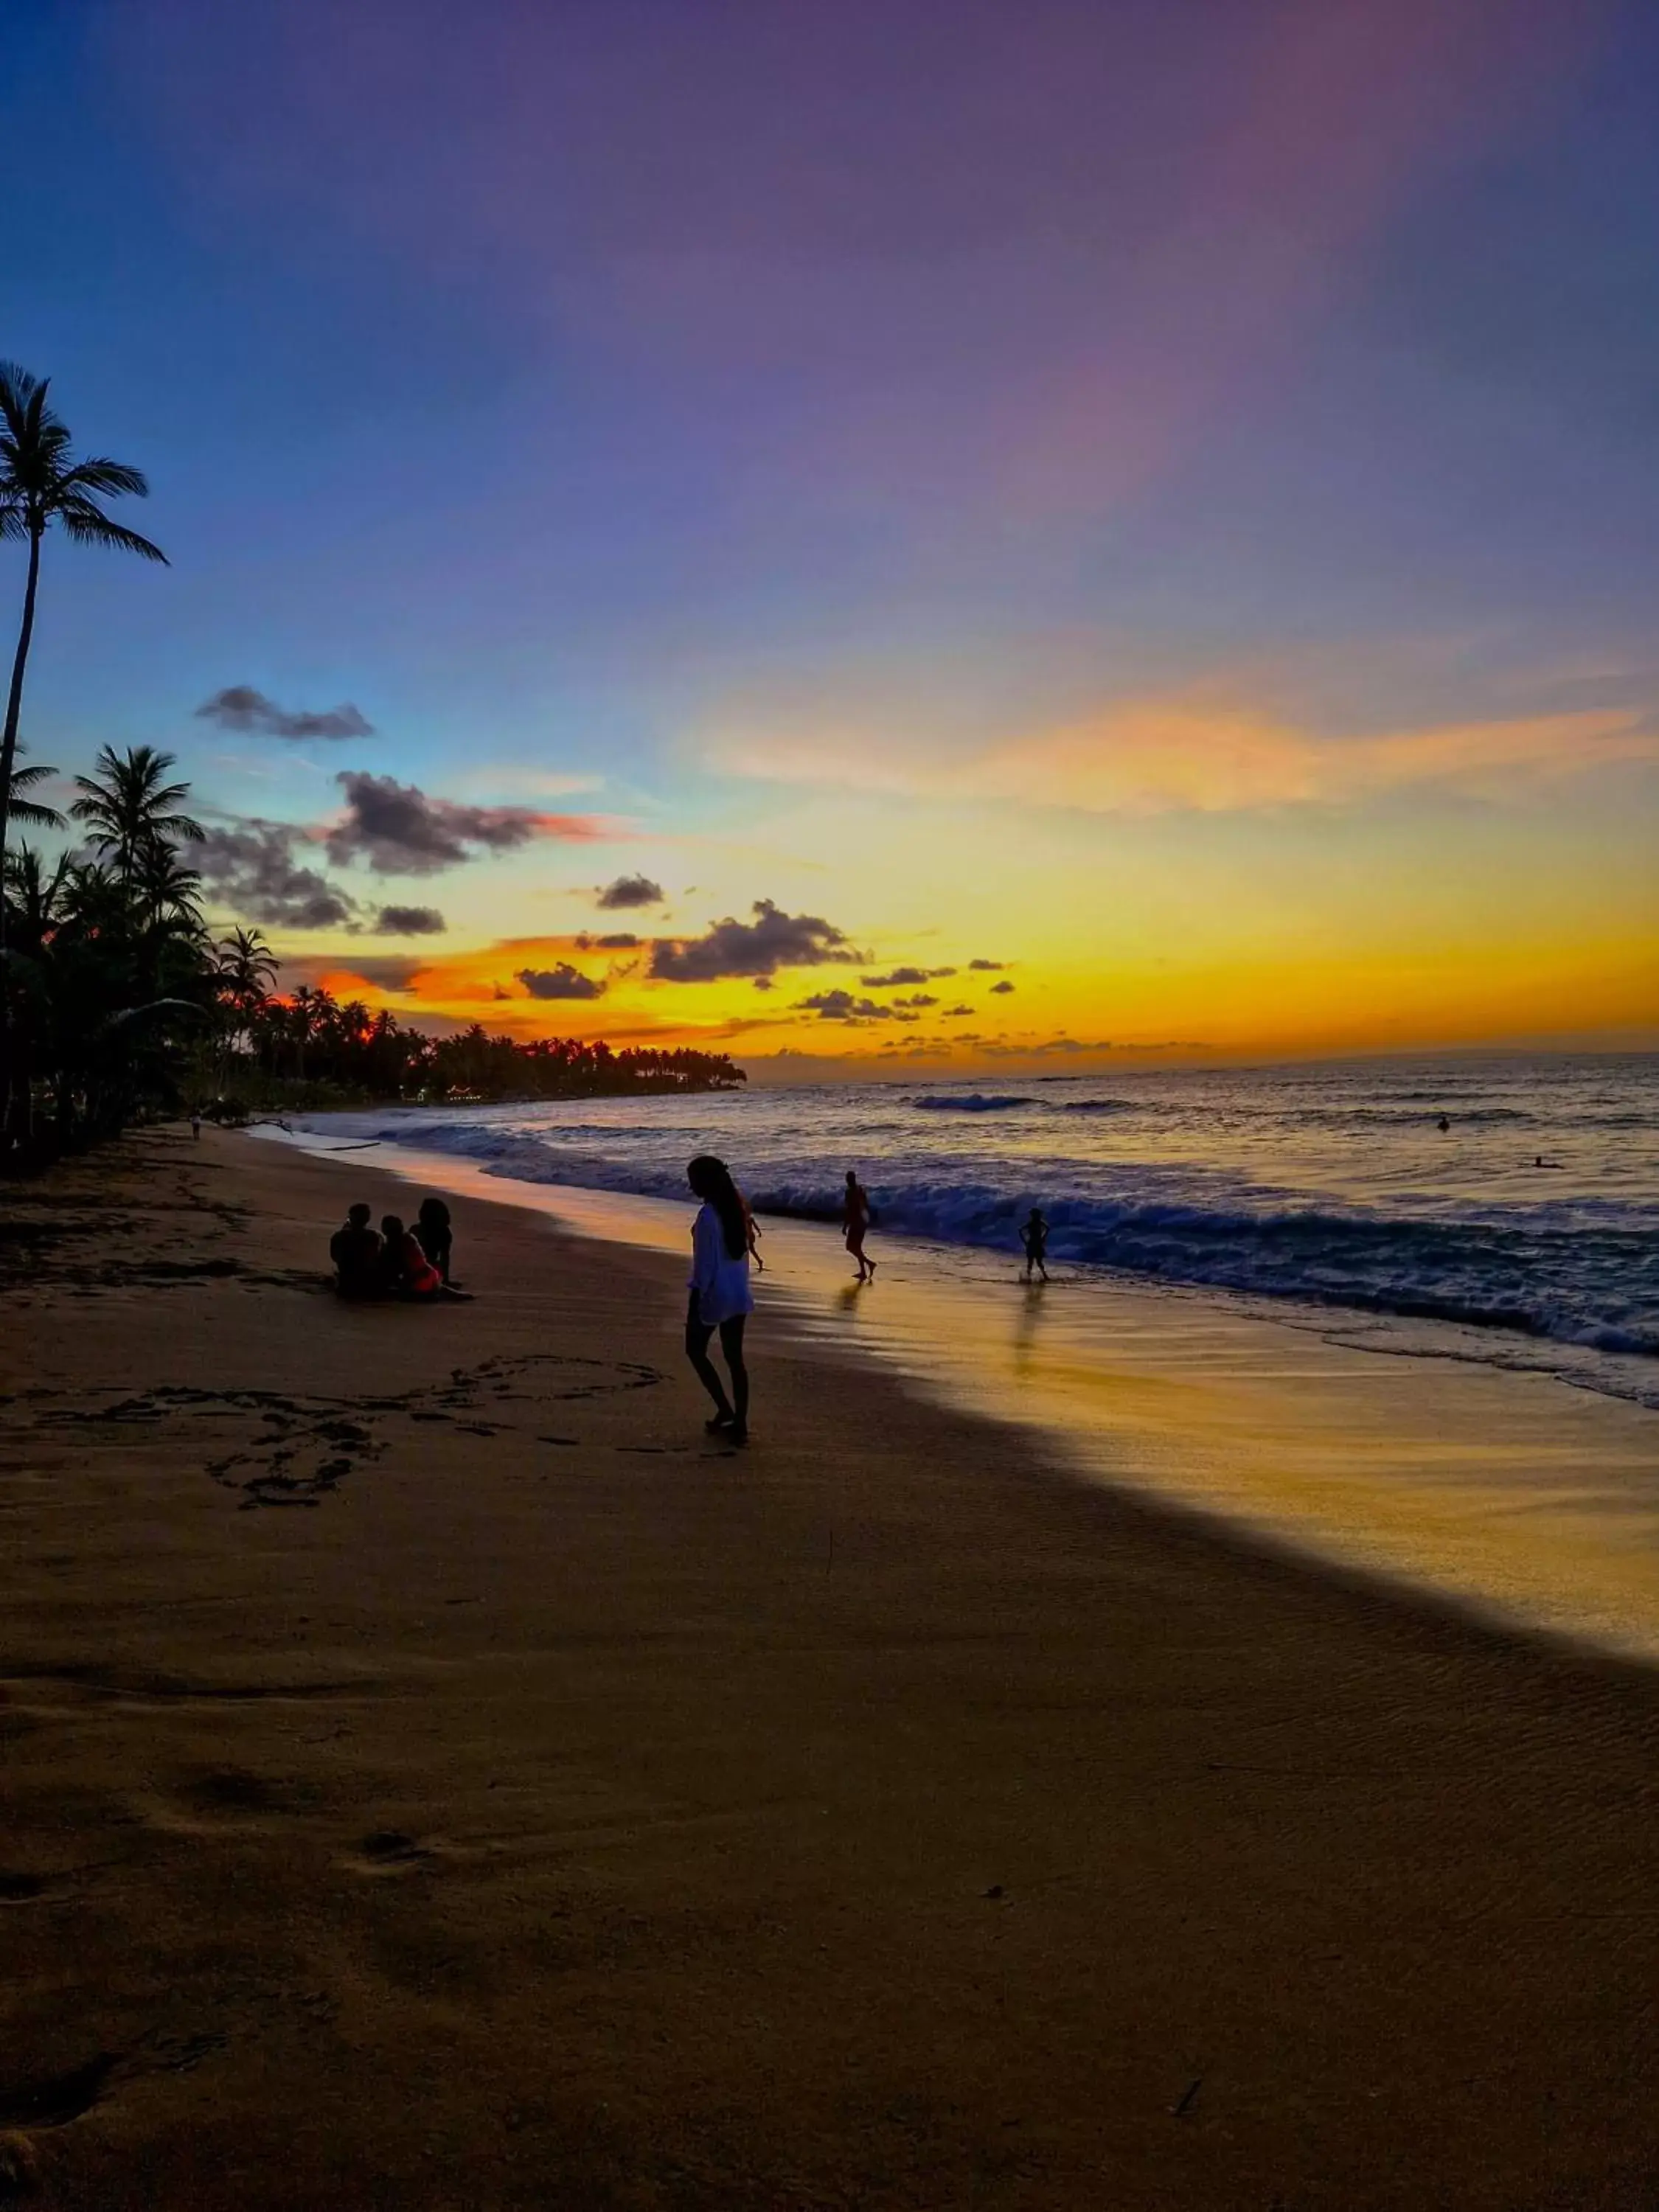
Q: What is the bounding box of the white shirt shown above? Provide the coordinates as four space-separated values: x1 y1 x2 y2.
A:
689 1202 754 1326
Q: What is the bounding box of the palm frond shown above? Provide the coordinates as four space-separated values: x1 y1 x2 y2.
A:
61 456 150 499
55 500 169 563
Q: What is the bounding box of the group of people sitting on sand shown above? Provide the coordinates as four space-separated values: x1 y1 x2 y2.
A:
329 1195 469 1301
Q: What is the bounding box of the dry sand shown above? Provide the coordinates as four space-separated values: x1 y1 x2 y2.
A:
3 1126 1658 2211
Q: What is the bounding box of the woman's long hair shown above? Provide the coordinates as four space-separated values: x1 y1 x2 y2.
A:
688 1155 748 1261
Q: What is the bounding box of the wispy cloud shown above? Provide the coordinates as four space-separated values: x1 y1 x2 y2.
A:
710 702 1659 816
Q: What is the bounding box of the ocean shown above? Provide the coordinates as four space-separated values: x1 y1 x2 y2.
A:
293 1053 1658 1415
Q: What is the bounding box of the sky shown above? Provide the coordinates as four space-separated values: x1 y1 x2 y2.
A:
3 0 1657 1075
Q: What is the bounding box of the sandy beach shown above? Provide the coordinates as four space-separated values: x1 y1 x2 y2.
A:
4 1126 1659 2211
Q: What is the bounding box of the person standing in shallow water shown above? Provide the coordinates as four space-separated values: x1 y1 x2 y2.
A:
1021 1206 1050 1282
843 1169 876 1281
685 1155 753 1444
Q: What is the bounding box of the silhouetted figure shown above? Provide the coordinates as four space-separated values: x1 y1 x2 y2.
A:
417 1195 454 1283
740 1191 765 1272
330 1203 383 1298
843 1169 875 1281
1437 1115 1451 1133
373 1212 442 1301
1534 1155 1564 1170
686 1154 753 1444
1021 1206 1050 1281
190 1110 201 1141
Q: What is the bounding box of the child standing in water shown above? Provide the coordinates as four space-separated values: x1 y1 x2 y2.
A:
686 1155 754 1444
1021 1206 1050 1281
843 1169 876 1281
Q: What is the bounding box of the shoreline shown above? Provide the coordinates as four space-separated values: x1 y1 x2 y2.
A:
4 1126 1659 2208
268 1119 1659 1664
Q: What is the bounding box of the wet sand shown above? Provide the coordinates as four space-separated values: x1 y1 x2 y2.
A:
3 1126 1659 2210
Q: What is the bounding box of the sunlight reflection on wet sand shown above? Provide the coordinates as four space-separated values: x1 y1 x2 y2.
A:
274 1130 1659 1663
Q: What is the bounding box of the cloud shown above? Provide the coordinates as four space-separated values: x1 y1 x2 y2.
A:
574 931 640 950
990 979 1015 994
327 771 605 874
197 822 358 931
515 962 606 1001
649 898 860 982
796 990 917 1023
944 1004 975 1016
753 977 774 991
714 701 1659 817
860 965 957 987
968 959 1006 971
374 904 446 936
596 873 664 909
195 685 374 741
892 992 939 1007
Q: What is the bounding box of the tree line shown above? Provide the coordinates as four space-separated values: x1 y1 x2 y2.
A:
1 741 742 1159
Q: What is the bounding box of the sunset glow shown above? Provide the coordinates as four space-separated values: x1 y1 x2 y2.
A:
5 0 1656 1073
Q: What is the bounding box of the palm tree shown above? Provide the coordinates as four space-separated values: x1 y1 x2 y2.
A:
215 926 279 1011
5 741 63 831
71 744 204 887
0 364 167 869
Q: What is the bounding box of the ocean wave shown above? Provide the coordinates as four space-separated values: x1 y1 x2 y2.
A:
911 1093 1034 1113
344 1115 1659 1365
1058 1098 1135 1115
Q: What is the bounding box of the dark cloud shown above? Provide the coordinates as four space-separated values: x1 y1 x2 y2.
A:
752 977 774 991
968 958 1006 971
796 990 917 1023
944 1003 975 1016
990 978 1016 994
196 685 374 742
574 931 640 950
649 899 859 983
515 962 606 1001
596 873 664 910
196 822 358 931
327 771 597 874
330 956 423 992
374 904 446 936
892 992 938 1008
860 965 956 987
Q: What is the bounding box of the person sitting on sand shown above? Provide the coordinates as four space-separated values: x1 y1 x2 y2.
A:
377 1213 444 1301
417 1195 454 1284
330 1203 383 1298
843 1169 876 1282
1021 1206 1050 1282
686 1154 754 1444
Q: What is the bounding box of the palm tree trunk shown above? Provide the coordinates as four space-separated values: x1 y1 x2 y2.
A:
0 527 43 1150
0 525 42 868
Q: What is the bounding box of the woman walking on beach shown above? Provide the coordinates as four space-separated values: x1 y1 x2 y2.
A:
686 1155 754 1444
843 1169 875 1281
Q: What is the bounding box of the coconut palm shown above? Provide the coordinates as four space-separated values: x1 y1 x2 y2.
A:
5 742 63 831
0 364 167 869
70 744 204 887
215 926 279 1011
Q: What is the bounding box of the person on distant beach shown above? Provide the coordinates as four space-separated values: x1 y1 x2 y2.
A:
1437 1115 1451 1133
843 1169 875 1281
1021 1206 1050 1282
416 1195 454 1283
330 1203 383 1298
686 1154 753 1443
740 1190 765 1272
190 1109 201 1141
